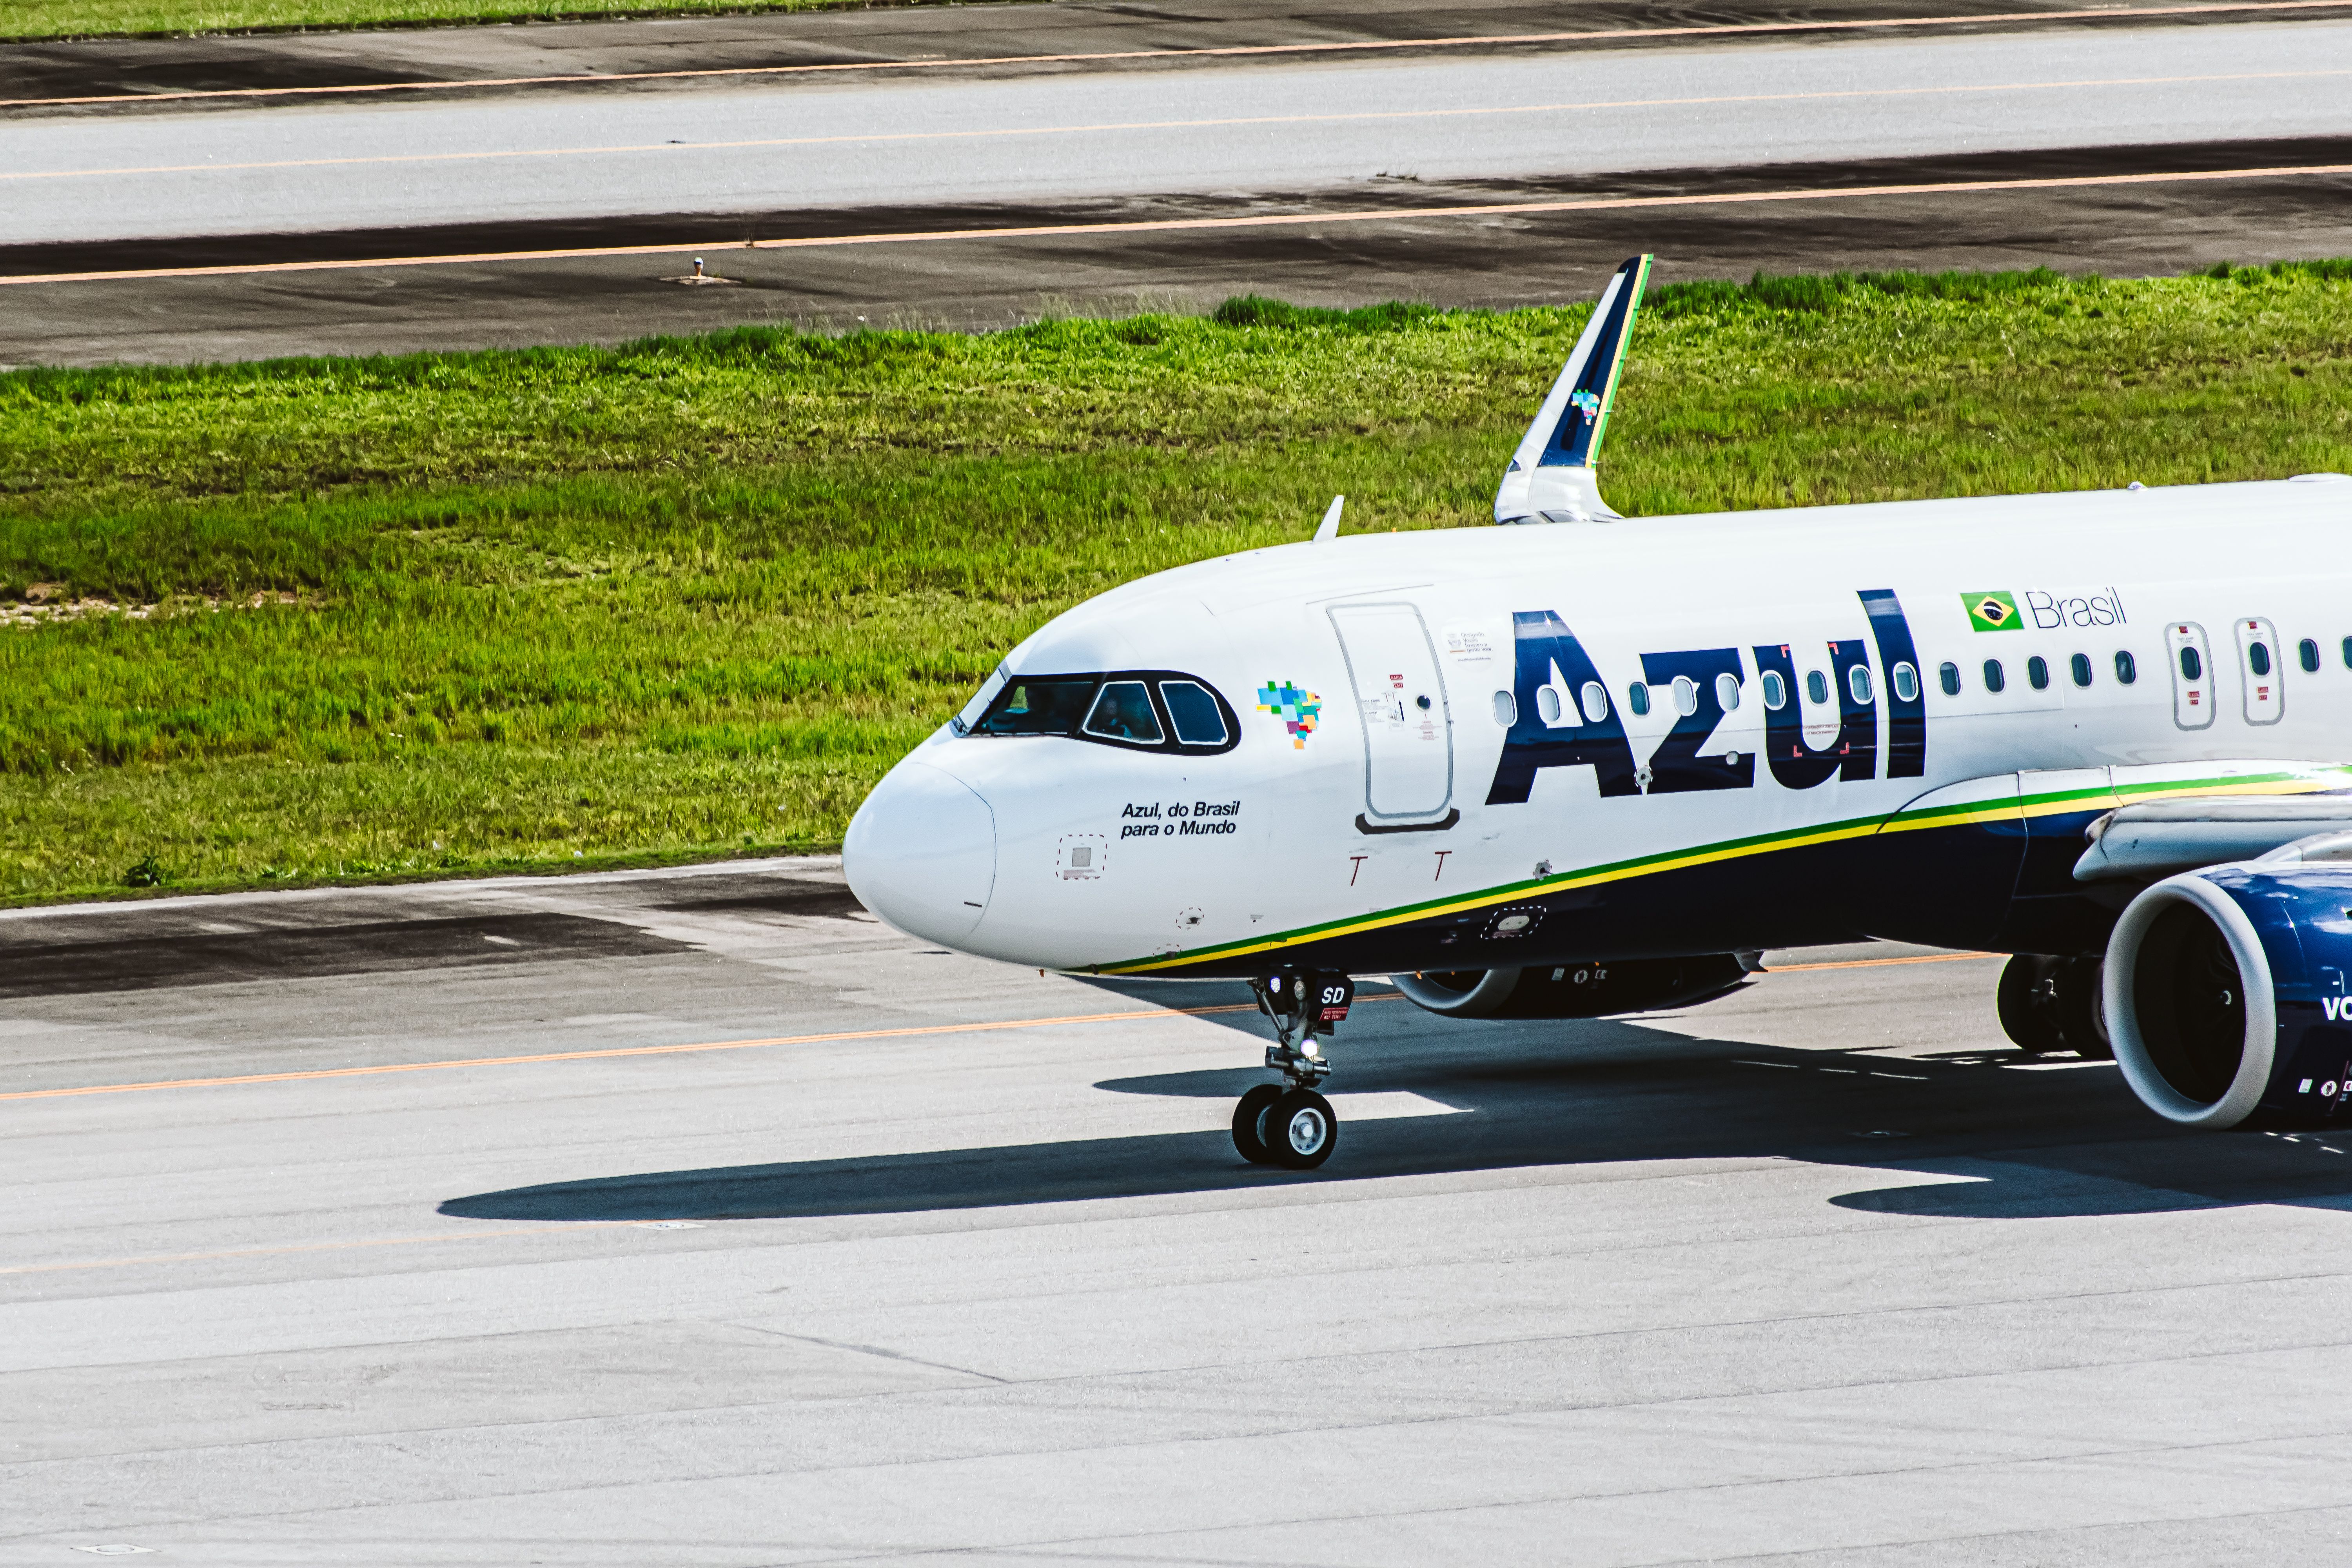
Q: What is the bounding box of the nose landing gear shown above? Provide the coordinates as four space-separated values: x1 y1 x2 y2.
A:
1233 969 1352 1169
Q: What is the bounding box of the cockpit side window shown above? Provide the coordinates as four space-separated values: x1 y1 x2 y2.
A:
1160 681 1230 746
971 677 1098 736
965 671 1239 755
1083 681 1165 745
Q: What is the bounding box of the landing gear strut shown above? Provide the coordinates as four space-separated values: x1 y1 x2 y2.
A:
1233 968 1352 1169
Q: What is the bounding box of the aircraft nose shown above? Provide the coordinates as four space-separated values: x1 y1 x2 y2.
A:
843 758 997 945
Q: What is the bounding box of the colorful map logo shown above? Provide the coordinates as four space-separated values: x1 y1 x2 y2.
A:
1256 681 1321 750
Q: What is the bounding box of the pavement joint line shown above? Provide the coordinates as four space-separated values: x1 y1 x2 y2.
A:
5 0 2346 109
9 163 2347 288
12 68 2346 185
0 953 1975 1103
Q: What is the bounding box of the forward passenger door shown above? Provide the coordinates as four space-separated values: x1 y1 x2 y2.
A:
1329 603 1454 824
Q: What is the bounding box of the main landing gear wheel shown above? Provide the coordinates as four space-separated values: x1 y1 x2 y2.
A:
1996 955 2068 1053
1232 1083 1285 1165
2054 955 2113 1059
1267 1088 1338 1170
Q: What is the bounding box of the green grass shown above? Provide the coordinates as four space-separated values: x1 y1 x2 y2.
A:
2 0 886 43
4 260 2350 904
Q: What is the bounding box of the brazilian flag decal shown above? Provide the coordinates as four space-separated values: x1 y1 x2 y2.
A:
1963 590 2022 632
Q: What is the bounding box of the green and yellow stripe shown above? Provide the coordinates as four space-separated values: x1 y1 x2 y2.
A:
1098 764 2352 975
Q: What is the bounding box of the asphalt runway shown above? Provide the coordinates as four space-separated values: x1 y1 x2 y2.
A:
7 857 2352 1561
5 0 2352 362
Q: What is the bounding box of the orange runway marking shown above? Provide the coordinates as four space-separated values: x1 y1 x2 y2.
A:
7 160 2350 288
0 999 1290 1103
3 0 2346 108
1767 951 1999 972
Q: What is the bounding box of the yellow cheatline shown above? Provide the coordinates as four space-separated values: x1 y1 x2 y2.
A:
1111 769 2352 973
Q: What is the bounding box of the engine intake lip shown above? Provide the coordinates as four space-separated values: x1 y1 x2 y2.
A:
1393 967 1521 1017
2104 873 2276 1128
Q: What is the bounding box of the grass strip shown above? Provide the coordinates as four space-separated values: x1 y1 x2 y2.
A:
3 262 2350 904
2 0 889 43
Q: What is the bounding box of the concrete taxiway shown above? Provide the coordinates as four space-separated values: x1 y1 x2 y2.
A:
12 21 2352 246
6 857 2352 1561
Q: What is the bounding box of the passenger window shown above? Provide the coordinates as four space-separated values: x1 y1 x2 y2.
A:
1536 686 1562 723
2070 653 2092 687
1671 675 1699 717
1082 681 1164 744
1805 671 1829 705
1761 670 1787 709
1160 680 1228 746
2343 636 2352 670
2180 646 2203 681
1848 666 1873 705
2027 656 2049 690
1938 661 1960 696
974 677 1098 736
1494 690 1519 727
1628 682 1651 717
1715 671 1741 711
1984 659 2006 693
2115 650 2137 684
1892 661 1918 702
2301 638 2322 673
1579 681 1609 723
2249 640 2273 677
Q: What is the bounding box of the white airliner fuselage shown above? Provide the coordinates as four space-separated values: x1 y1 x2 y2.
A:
844 258 2352 1163
849 478 2352 974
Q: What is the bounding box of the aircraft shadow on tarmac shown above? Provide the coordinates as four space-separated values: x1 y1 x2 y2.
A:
440 998 2352 1227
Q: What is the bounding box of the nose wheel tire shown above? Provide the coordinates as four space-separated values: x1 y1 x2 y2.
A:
1232 1084 1286 1164
1267 1087 1338 1170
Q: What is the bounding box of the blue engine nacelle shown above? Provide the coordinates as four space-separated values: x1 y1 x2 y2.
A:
2105 864 2352 1129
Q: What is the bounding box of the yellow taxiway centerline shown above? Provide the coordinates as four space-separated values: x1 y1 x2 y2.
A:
8 162 2350 287
11 69 2345 186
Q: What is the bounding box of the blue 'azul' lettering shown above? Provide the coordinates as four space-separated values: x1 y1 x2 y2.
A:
1857 589 1925 779
1638 648 1753 793
1486 611 1638 805
1753 639 1876 789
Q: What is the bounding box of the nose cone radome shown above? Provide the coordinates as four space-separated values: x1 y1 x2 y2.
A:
844 758 997 946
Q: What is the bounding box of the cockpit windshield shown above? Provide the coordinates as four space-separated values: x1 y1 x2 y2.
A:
969 677 1097 737
964 671 1238 755
1082 681 1164 744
